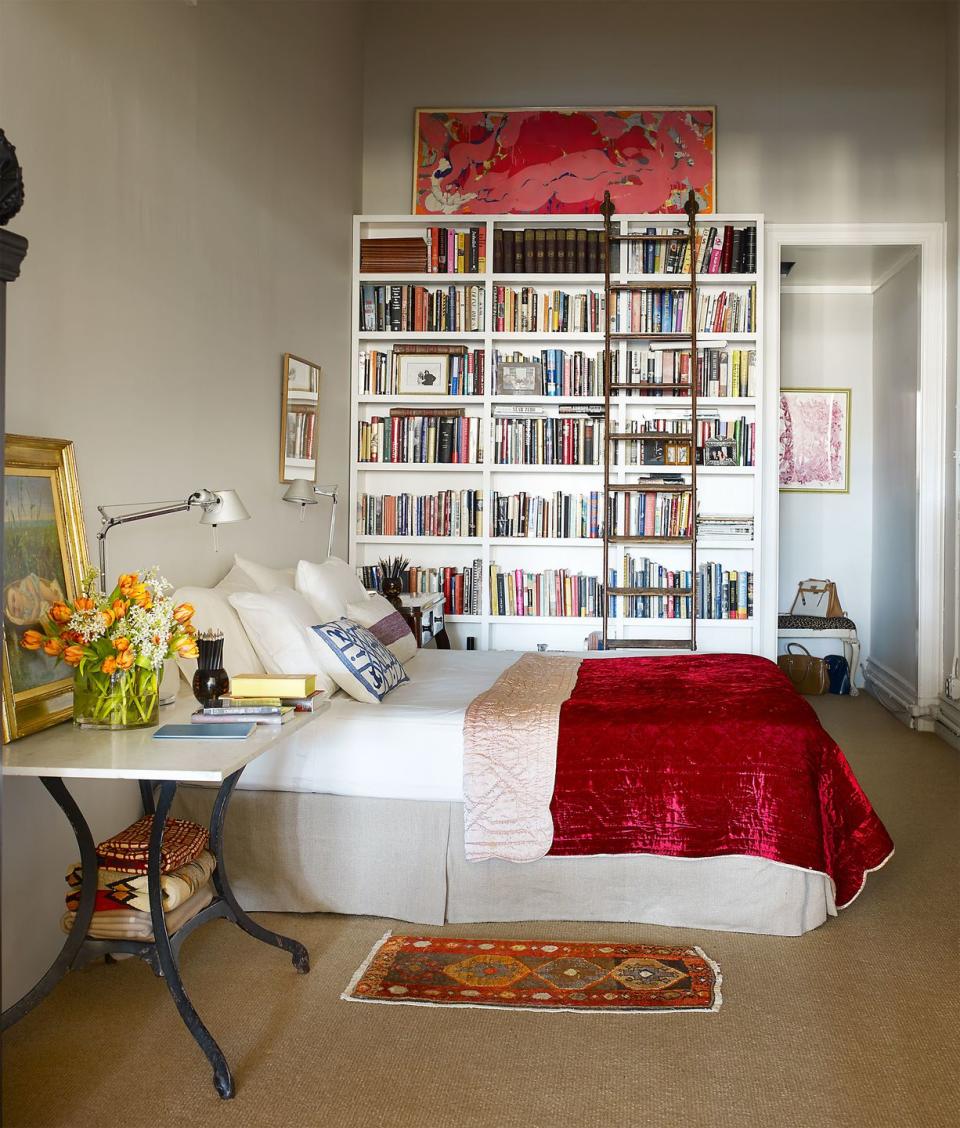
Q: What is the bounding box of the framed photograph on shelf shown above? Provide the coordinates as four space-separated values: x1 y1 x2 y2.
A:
496 360 543 396
704 437 737 466
397 354 449 395
414 106 716 215
280 353 321 484
2 435 89 742
779 388 850 493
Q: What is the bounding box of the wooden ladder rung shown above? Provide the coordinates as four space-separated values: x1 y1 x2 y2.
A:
607 586 694 597
604 234 691 244
606 535 693 545
609 382 693 391
606 483 691 492
608 433 693 442
603 638 696 650
608 333 693 341
609 283 691 292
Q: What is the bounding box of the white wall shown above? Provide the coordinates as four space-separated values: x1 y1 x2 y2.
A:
871 257 921 694
778 292 874 663
0 0 363 1008
361 1 951 223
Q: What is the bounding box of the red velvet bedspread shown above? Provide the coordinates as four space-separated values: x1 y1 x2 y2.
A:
547 654 893 908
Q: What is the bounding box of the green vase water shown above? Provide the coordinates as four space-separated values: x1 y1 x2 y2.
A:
73 666 160 730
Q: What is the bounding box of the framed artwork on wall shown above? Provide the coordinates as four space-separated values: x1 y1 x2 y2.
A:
413 106 716 216
2 435 89 742
779 388 851 493
280 353 321 484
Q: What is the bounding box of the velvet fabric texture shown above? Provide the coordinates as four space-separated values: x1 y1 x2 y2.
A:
548 654 893 908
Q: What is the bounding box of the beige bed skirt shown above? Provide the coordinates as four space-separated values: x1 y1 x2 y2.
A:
173 787 836 936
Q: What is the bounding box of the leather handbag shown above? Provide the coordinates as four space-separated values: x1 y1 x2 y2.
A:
778 643 829 695
789 579 844 619
825 654 851 695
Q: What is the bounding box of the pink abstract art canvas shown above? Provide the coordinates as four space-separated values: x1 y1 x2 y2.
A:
779 389 850 492
413 107 715 215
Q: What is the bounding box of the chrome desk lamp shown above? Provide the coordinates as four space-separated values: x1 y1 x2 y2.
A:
282 480 339 559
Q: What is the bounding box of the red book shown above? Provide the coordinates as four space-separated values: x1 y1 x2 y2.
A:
720 226 734 273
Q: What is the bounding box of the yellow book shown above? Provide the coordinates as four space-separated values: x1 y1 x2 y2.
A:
229 674 317 699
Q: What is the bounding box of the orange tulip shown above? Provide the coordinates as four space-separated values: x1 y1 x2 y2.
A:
63 645 85 667
21 629 44 650
43 637 65 657
74 597 95 612
100 608 115 629
111 599 129 619
101 656 118 675
117 572 138 594
176 640 199 659
173 603 194 625
116 649 135 671
49 602 72 625
113 636 131 652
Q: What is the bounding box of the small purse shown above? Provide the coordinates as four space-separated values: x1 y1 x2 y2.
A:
778 643 829 695
789 579 844 619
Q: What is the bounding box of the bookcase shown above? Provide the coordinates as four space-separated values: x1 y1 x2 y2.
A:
350 210 765 653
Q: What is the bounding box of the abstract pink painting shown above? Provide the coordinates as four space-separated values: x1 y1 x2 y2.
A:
779 389 850 492
413 107 715 215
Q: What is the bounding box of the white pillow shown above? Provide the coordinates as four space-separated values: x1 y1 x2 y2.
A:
171 585 266 683
227 590 337 697
216 562 261 597
234 555 296 594
296 557 369 622
310 619 408 703
346 592 417 663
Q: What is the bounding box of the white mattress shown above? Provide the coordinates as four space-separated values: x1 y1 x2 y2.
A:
237 648 517 801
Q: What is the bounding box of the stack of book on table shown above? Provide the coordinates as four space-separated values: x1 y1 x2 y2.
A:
191 674 321 727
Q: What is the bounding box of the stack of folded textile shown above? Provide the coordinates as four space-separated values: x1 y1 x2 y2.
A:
62 815 216 940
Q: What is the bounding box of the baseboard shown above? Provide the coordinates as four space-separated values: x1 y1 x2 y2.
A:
934 696 960 750
863 659 934 730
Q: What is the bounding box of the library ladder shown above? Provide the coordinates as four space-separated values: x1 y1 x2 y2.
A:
599 188 700 651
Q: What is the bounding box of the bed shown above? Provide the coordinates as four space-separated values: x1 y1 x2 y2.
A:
173 647 893 937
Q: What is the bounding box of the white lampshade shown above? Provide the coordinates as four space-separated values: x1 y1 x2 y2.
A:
282 478 319 506
199 490 250 525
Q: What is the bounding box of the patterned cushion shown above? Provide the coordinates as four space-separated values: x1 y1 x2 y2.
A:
346 592 417 663
311 619 409 703
778 614 858 631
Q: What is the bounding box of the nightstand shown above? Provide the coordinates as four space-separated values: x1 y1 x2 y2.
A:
399 592 450 649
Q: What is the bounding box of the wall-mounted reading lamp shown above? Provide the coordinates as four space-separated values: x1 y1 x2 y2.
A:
282 480 339 559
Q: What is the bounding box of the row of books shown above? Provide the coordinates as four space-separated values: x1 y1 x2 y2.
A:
492 227 606 274
491 349 606 397
190 675 323 728
493 287 604 335
358 412 483 465
609 490 693 539
357 561 484 616
356 490 484 538
612 558 753 620
627 225 757 275
284 408 315 462
359 230 488 274
621 348 756 397
611 287 756 335
492 415 604 466
489 567 603 618
697 514 754 540
491 490 603 540
359 284 485 333
358 347 486 396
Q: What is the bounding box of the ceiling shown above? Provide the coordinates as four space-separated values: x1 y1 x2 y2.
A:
781 245 919 289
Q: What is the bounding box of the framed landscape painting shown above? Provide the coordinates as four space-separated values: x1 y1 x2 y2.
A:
2 435 88 741
779 389 851 493
413 106 716 216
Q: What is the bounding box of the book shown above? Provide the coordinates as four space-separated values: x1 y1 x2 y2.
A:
153 723 254 740
229 674 317 698
192 709 294 726
205 701 284 715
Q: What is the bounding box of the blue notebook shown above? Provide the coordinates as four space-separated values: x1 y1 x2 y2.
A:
153 723 255 740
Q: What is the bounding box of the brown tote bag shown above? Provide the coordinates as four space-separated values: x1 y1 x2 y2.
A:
778 643 829 695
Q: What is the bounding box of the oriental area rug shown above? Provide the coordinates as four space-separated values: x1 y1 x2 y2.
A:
342 933 722 1014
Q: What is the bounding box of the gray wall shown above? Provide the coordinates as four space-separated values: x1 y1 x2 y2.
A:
362 1 952 222
0 0 362 1007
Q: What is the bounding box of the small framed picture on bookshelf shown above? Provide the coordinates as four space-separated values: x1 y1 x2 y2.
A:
497 360 543 396
705 437 737 466
397 354 449 395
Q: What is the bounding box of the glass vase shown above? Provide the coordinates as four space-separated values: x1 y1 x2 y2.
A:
73 666 161 730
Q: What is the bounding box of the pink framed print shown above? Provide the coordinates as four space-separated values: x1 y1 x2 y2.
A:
779 388 851 493
413 107 716 216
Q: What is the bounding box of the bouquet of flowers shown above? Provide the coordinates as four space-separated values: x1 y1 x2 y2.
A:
21 567 198 729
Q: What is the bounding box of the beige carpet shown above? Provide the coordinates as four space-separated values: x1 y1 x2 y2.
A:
2 692 958 1128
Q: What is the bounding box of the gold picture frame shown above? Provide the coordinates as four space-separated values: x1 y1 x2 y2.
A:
2 435 89 742
280 353 321 485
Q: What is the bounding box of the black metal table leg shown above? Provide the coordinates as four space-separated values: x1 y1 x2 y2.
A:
148 782 234 1100
1 778 99 1030
210 769 310 973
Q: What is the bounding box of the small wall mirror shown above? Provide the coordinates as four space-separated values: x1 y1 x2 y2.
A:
280 353 321 484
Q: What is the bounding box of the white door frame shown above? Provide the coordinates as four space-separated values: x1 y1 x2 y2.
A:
763 223 947 711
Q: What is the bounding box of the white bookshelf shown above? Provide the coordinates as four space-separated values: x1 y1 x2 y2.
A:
350 211 765 652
